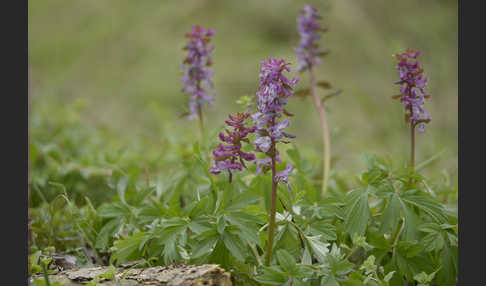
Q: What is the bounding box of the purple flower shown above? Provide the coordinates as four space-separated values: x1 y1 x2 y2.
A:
295 5 326 72
255 158 272 175
393 49 431 133
181 25 215 120
254 136 272 153
210 111 256 182
275 163 293 189
252 58 297 184
254 153 283 176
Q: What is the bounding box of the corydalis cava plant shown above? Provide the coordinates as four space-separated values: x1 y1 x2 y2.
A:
252 58 298 266
209 111 256 183
392 49 430 177
181 25 215 131
294 5 335 198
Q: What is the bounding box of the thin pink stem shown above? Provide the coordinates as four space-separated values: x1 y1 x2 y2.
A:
310 69 331 198
28 60 31 275
409 106 416 187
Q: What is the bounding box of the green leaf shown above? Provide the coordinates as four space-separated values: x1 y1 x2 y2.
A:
111 232 148 264
95 217 124 250
188 196 210 218
226 193 260 211
188 220 211 235
208 240 230 269
222 232 247 261
379 193 401 235
330 256 354 276
193 153 218 197
98 202 131 219
384 271 395 283
447 232 458 247
306 235 330 263
31 265 42 275
295 264 314 279
321 274 339 286
401 191 448 223
137 202 170 224
132 186 155 206
344 189 370 236
436 244 457 286
397 241 424 258
191 236 218 258
162 234 182 264
367 231 392 250
396 248 434 281
274 224 301 258
255 266 287 285
400 201 421 241
100 265 116 280
276 249 297 274
217 215 226 234
418 222 441 233
310 221 338 241
302 246 312 265
29 250 42 274
421 232 444 252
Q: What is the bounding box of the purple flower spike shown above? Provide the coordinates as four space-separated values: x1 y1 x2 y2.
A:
181 25 215 120
393 49 431 133
295 5 326 72
210 111 257 182
252 58 298 178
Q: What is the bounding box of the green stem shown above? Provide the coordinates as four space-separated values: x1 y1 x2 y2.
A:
41 261 51 286
391 217 404 247
391 217 404 274
310 70 331 198
249 242 263 266
286 219 307 251
265 142 278 266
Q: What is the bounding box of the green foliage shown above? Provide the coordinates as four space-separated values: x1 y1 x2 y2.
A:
29 104 457 285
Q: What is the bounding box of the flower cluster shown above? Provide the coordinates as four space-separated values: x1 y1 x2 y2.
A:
295 5 326 72
181 25 215 120
393 49 431 133
252 58 298 181
210 111 257 182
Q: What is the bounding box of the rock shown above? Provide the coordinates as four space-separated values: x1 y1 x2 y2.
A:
34 263 232 286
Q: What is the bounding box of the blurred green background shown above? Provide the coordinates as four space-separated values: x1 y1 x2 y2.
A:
29 0 457 183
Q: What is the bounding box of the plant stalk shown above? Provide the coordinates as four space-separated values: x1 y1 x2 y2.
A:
28 60 32 276
196 79 205 139
265 142 278 266
41 260 51 286
310 70 331 198
197 103 204 134
409 106 415 187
